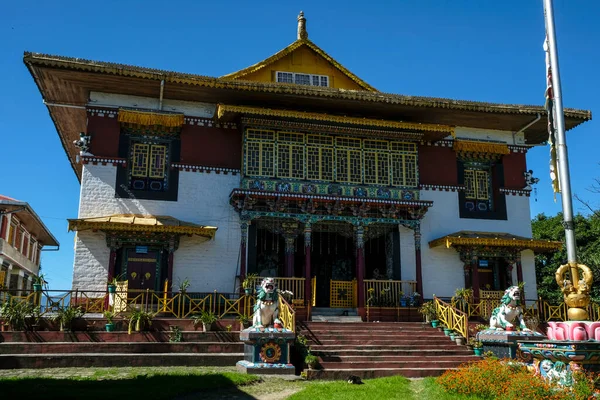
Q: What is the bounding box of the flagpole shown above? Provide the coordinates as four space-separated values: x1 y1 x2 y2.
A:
543 0 577 267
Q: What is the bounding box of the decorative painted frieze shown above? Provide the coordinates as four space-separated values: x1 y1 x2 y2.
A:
80 155 127 166
87 108 118 118
419 184 465 192
184 117 237 129
171 163 239 175
508 145 529 153
420 139 454 147
499 188 532 197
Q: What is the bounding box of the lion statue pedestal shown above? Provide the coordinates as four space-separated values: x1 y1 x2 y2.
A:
236 277 296 375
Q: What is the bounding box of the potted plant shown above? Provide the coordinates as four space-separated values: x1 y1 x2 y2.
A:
32 274 45 292
469 338 483 356
177 278 191 294
455 335 466 345
242 273 258 295
452 288 473 310
193 310 218 332
0 299 37 331
443 327 452 336
128 309 154 334
398 291 406 307
418 301 437 324
236 313 252 330
305 353 319 370
410 292 421 307
52 306 83 332
107 273 124 294
103 310 116 332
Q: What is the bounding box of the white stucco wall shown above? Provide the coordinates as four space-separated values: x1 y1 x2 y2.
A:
454 127 525 145
418 189 534 298
73 163 240 292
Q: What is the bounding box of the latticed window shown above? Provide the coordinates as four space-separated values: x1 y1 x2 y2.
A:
245 129 275 177
463 162 493 213
275 71 329 87
129 141 169 192
335 137 362 183
306 135 334 181
363 140 390 185
390 142 418 187
276 132 305 179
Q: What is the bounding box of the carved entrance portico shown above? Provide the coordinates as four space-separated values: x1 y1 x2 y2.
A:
230 189 431 315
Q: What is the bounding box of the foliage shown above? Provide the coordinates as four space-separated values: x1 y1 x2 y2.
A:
236 313 251 324
419 301 437 320
107 273 125 286
437 358 600 400
128 309 154 334
367 286 397 307
532 212 600 303
103 310 115 324
32 274 45 286
52 306 84 331
242 273 258 290
295 333 310 359
192 310 217 327
304 353 319 368
288 375 417 400
474 324 488 332
451 288 473 306
168 325 183 343
0 299 38 330
468 338 482 348
177 278 191 293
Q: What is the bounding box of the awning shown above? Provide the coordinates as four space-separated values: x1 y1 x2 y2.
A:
428 231 562 253
68 214 217 240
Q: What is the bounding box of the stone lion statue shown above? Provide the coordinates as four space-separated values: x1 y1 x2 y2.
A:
489 286 531 331
252 277 292 329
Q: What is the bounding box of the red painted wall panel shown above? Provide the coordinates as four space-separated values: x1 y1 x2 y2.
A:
503 153 527 189
87 115 120 157
418 146 458 186
180 125 242 169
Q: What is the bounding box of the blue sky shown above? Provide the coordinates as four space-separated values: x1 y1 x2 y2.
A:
1 0 597 289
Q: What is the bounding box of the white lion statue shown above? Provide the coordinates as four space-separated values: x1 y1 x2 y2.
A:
489 286 531 331
252 277 292 329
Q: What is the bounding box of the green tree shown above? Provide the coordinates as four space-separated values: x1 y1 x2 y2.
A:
532 212 600 303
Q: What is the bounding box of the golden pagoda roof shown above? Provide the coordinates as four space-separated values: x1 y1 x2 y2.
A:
220 38 377 92
68 214 217 240
429 231 562 253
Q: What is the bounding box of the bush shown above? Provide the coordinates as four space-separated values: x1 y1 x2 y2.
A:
437 358 600 400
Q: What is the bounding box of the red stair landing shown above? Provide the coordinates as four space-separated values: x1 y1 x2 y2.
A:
299 321 479 380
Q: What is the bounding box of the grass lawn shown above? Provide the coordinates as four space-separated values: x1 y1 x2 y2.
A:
0 367 486 400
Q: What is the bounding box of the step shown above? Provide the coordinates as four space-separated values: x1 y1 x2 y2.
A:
311 316 363 323
306 367 455 380
309 344 463 351
0 353 244 369
0 331 241 343
319 360 475 369
319 355 479 362
311 308 358 316
314 348 475 357
0 342 243 354
307 338 454 345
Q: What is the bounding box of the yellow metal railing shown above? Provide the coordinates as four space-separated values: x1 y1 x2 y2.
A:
434 296 468 339
250 277 306 305
330 279 356 308
364 280 418 307
311 277 316 307
278 295 296 332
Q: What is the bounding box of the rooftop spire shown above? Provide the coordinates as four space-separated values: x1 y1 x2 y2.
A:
297 11 308 40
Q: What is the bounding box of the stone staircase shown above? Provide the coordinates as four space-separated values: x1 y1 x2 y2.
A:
311 307 362 323
0 319 243 369
299 321 480 379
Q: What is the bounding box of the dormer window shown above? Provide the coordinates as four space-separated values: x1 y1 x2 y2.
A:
276 71 329 87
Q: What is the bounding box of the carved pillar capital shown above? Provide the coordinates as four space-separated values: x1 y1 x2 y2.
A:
354 225 365 249
303 222 312 248
284 235 296 254
240 220 250 246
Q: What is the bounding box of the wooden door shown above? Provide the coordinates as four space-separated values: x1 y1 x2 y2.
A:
125 248 158 291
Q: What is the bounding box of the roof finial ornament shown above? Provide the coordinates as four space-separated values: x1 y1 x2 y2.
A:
297 11 308 40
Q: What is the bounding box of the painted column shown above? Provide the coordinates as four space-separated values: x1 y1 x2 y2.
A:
167 236 177 293
304 223 312 307
107 248 117 282
413 223 423 296
5 264 13 290
284 235 295 277
471 255 480 301
355 225 365 312
516 254 524 286
239 220 249 281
